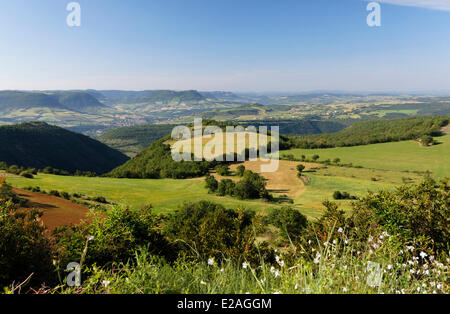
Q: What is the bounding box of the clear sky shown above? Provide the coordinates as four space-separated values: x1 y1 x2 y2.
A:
1 0 450 92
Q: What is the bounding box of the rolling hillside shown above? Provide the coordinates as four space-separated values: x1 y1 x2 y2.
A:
98 124 176 157
0 122 129 174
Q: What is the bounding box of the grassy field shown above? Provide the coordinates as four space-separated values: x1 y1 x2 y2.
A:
282 134 450 179
6 136 446 220
6 174 281 215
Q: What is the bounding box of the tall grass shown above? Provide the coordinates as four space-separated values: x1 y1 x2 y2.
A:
62 231 448 294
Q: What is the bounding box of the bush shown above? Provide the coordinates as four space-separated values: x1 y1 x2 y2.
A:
205 174 218 193
215 165 231 176
20 171 34 179
265 207 308 239
164 201 268 263
333 191 357 200
236 165 246 177
0 200 55 288
217 179 236 196
53 206 175 271
0 182 27 206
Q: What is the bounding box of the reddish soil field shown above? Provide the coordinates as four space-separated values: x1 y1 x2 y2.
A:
13 188 90 231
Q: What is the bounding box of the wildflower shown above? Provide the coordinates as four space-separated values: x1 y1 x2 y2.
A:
220 268 224 273
274 270 281 278
344 240 348 245
208 258 214 266
406 245 415 252
313 252 321 265
338 227 343 233
294 283 298 290
88 236 95 241
410 269 415 274
273 291 282 294
279 260 285 267
417 287 420 293
242 262 248 269
275 255 281 263
270 266 276 273
343 265 348 270
387 265 392 270
437 284 443 291
343 287 347 293
200 281 207 285
399 249 404 254
102 280 110 287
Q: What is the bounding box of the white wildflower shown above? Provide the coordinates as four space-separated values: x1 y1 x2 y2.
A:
208 258 214 266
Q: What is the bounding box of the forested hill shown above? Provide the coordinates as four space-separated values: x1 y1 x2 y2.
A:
0 91 105 112
0 122 129 174
284 115 450 149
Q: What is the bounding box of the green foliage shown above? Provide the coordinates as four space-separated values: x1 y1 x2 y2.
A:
215 165 230 176
217 179 236 197
98 124 176 157
0 122 129 174
265 207 308 239
350 178 449 253
236 165 246 177
164 201 265 263
333 191 357 200
53 206 174 270
108 139 216 179
212 171 271 201
0 200 55 288
420 135 435 146
234 171 269 200
205 174 218 193
0 183 27 206
285 116 450 149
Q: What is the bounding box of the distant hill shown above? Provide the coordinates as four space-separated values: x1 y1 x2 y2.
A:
0 91 105 113
107 138 214 179
98 124 176 157
0 91 62 111
103 90 206 105
284 115 450 149
200 91 242 101
0 122 129 174
53 92 105 112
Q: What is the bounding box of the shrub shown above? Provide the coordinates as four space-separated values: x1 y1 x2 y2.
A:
265 207 308 239
0 200 55 288
217 179 236 197
236 165 246 177
0 183 27 206
53 205 175 271
20 171 34 179
215 165 231 176
205 174 218 193
164 201 267 262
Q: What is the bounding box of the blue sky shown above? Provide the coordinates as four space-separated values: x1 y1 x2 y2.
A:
0 0 450 92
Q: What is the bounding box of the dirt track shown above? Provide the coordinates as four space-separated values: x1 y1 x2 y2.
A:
192 160 317 198
14 188 90 231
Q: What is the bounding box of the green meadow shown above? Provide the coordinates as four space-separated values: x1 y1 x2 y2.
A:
7 174 279 215
282 134 450 179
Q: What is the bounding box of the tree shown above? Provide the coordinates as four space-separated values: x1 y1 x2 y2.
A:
296 164 306 176
265 207 308 239
215 165 230 176
333 158 341 164
312 155 320 162
205 174 218 192
236 165 246 177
